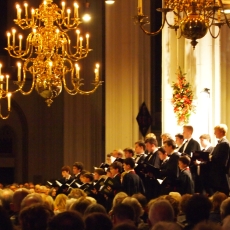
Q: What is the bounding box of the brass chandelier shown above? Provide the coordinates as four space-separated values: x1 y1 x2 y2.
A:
4 0 102 109
134 0 230 49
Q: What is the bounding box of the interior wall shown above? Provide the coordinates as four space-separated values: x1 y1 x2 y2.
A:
105 0 151 155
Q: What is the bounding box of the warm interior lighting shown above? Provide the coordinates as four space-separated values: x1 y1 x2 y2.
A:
0 64 12 119
5 0 102 108
134 0 230 49
105 0 115 4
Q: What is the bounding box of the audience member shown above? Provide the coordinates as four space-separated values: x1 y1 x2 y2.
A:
209 192 227 223
184 194 212 230
220 197 230 220
19 204 54 230
148 200 174 227
0 205 14 230
84 212 113 230
48 210 84 230
111 203 135 226
21 193 43 209
84 203 107 217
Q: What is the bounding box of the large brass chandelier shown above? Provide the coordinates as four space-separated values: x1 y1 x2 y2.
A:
5 0 102 108
134 0 230 49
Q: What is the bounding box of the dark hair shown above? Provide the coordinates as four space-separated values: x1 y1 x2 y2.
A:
84 213 113 230
178 156 191 166
199 134 211 142
82 173 94 182
123 158 135 169
48 210 84 230
19 204 54 230
110 161 123 173
123 148 135 157
70 198 92 216
185 194 212 224
72 162 84 171
145 137 158 147
175 133 184 140
84 203 107 217
163 139 177 150
0 206 14 230
94 168 106 176
61 166 71 173
112 222 138 230
158 147 166 154
112 203 135 222
134 140 146 151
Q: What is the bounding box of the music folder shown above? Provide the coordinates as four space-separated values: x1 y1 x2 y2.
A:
191 151 210 162
136 163 160 177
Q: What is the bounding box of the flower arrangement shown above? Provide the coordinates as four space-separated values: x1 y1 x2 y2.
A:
171 67 195 125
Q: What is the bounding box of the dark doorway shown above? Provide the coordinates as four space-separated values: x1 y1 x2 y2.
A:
0 167 14 185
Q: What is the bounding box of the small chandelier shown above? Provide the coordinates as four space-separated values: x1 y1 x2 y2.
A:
134 0 230 49
5 0 102 107
0 64 12 119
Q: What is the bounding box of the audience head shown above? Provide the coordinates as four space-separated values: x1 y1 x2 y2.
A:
122 197 144 223
211 192 227 211
165 195 180 218
68 188 87 199
185 194 212 225
111 203 135 226
21 193 43 210
220 197 230 219
54 194 68 212
112 192 128 209
70 197 92 216
84 212 113 230
179 194 192 214
148 200 174 227
112 222 138 230
222 215 230 230
0 205 14 230
0 188 14 214
193 221 223 230
48 210 84 230
84 203 107 217
151 221 181 230
19 204 54 230
131 193 147 210
11 188 31 213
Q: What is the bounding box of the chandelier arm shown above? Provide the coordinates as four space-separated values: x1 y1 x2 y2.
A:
15 71 36 95
0 104 10 120
139 12 167 36
208 25 221 38
75 81 103 95
217 0 230 28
